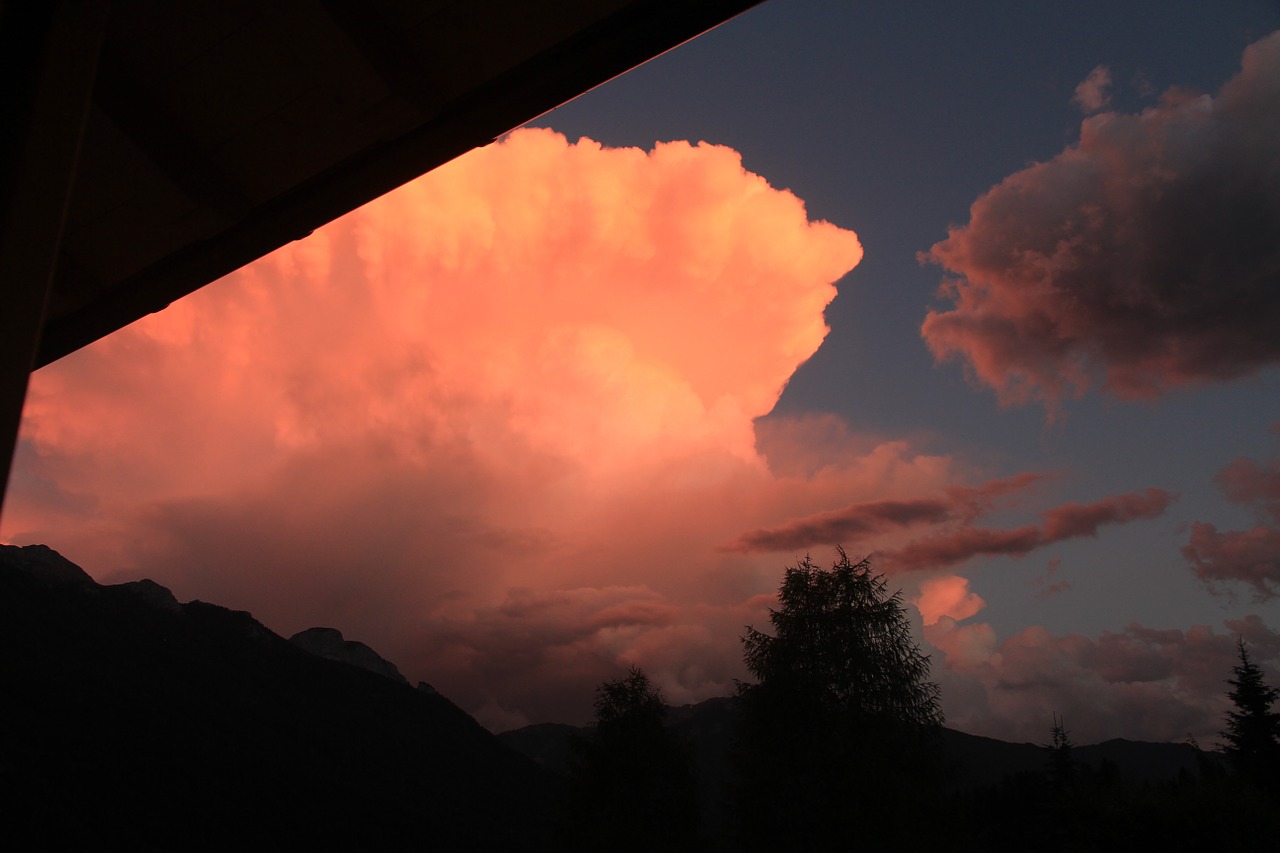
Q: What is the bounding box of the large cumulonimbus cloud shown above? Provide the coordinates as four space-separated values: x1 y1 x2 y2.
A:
3 128 871 729
921 31 1280 406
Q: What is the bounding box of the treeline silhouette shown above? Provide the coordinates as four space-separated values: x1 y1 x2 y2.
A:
557 551 1280 851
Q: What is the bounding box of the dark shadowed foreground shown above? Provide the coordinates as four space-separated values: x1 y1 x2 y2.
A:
0 544 560 849
6 543 1278 850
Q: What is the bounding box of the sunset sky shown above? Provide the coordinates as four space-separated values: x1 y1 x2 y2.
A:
6 0 1280 744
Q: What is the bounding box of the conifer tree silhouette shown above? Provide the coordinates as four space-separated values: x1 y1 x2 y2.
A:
1046 713 1077 791
565 667 698 850
1220 637 1280 794
732 549 943 850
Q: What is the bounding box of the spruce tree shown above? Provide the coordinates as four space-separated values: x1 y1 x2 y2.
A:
1046 713 1077 791
1220 637 1280 792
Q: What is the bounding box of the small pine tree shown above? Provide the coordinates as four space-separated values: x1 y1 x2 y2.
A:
566 667 698 850
1220 637 1280 792
1046 713 1076 791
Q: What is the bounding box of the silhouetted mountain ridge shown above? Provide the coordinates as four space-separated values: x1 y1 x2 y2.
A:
0 543 560 849
288 625 411 685
500 684 1220 793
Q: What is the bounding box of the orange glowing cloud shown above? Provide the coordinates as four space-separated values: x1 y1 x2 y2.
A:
22 127 1202 741
914 575 985 626
4 128 873 726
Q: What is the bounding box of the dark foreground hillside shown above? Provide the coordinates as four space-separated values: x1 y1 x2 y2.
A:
503 702 1224 843
7 542 1277 850
0 544 561 850
503 680 1279 850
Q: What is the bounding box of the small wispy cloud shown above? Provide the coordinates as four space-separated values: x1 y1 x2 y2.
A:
1072 64 1113 113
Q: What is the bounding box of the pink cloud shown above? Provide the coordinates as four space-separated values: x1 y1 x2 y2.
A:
727 479 1171 573
723 472 1046 554
1225 614 1280 656
1072 65 1112 113
926 617 997 671
943 472 1050 512
885 525 1045 572
914 575 986 625
1031 557 1071 599
751 413 882 478
724 496 961 553
1 128 883 728
926 617 1279 745
881 488 1174 572
1214 456 1280 522
1184 447 1280 600
1182 522 1280 600
1040 487 1174 540
921 31 1280 407
415 587 780 727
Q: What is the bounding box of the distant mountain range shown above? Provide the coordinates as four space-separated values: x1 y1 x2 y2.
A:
0 544 560 849
498 692 1219 843
1 543 1222 847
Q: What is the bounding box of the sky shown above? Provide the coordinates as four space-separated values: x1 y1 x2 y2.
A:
5 0 1280 745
